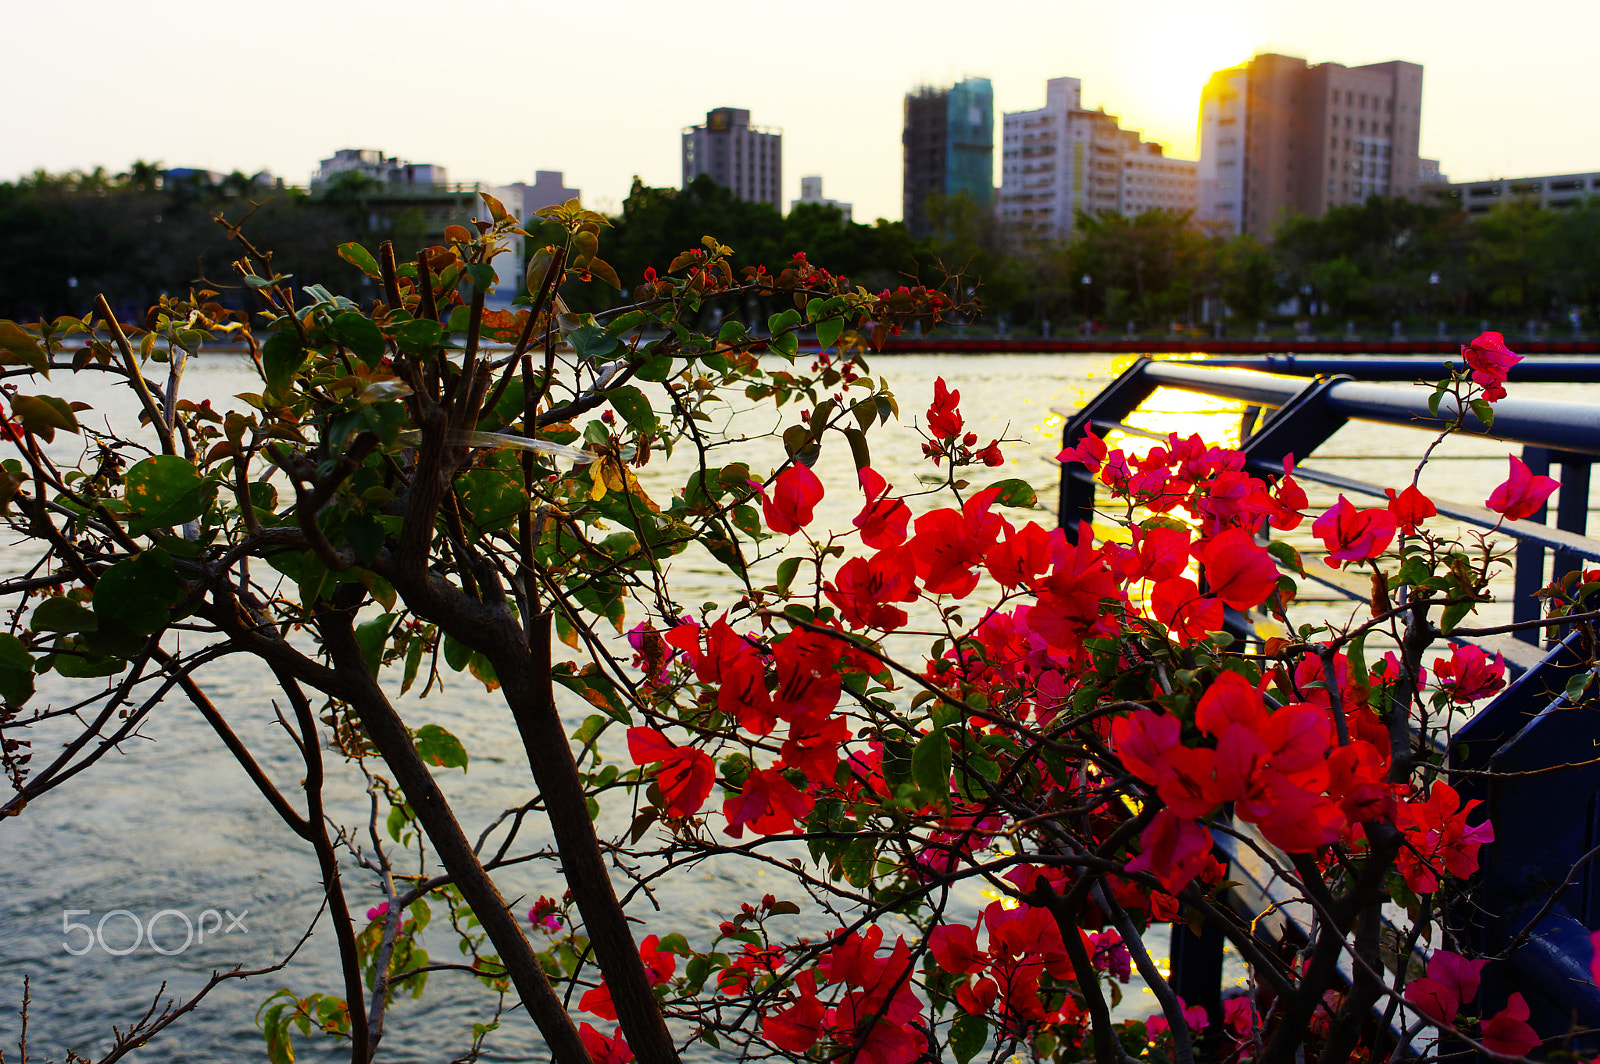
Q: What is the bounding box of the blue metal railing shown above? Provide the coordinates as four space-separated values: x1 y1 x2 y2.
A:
1057 357 1600 1055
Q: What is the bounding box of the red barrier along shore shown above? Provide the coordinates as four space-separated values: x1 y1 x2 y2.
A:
874 337 1600 355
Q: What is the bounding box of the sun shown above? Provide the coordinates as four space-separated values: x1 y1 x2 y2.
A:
1106 8 1256 157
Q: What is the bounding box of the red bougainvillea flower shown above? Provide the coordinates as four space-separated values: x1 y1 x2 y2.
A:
1150 577 1224 645
1480 993 1540 1057
1432 643 1507 703
1395 781 1495 893
763 463 824 534
929 922 989 974
976 439 1004 466
763 971 826 1052
578 1024 633 1064
854 467 911 548
986 520 1054 589
723 766 814 838
627 727 715 819
927 376 963 439
1126 809 1214 894
1486 455 1559 521
1311 495 1397 568
1384 484 1437 535
1145 996 1210 1041
578 935 677 1020
907 486 1005 598
1192 526 1280 610
1268 454 1309 531
1462 330 1522 402
1402 949 1486 1026
825 550 919 631
1057 425 1108 473
672 618 777 735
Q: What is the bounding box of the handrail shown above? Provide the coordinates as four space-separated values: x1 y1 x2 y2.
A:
1139 360 1600 456
1198 354 1600 381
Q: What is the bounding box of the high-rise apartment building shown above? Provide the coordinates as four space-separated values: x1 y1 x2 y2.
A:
682 108 782 211
998 77 1197 244
1197 54 1423 239
902 78 994 238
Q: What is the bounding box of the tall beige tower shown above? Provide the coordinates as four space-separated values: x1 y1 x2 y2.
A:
1197 54 1423 240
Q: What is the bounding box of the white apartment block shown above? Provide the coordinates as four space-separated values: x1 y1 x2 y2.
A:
1195 68 1249 234
999 78 1196 244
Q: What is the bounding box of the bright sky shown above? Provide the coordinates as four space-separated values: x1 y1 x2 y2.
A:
4 0 1596 225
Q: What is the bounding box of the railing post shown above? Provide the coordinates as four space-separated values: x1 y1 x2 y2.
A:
1513 447 1552 646
1554 453 1592 585
1169 910 1225 1035
1054 359 1158 541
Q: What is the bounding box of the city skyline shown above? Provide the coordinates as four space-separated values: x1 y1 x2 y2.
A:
4 0 1597 225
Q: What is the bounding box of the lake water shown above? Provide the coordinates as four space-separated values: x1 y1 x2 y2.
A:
1 351 1591 1061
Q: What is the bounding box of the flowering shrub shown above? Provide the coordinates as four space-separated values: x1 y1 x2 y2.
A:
0 199 1582 1064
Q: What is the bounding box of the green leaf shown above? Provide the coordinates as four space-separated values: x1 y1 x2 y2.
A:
842 427 871 472
911 729 951 799
125 455 213 536
1439 599 1473 635
775 557 802 596
442 633 471 672
329 312 386 367
1266 539 1305 576
633 354 674 382
767 309 801 360
0 321 49 376
586 258 622 291
607 385 658 434
10 394 77 440
951 1015 989 1064
345 513 386 564
389 318 443 354
464 263 497 293
840 836 876 887
93 549 184 636
569 323 619 361
456 467 527 534
731 504 762 538
48 637 126 678
262 331 306 395
0 633 33 706
1427 385 1446 418
1469 397 1495 429
1566 671 1592 702
401 631 426 694
337 242 382 278
782 424 821 465
815 315 845 351
31 596 96 634
985 478 1037 508
415 723 469 771
355 612 396 677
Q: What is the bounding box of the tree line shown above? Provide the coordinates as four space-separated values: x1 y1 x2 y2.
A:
5 162 1599 330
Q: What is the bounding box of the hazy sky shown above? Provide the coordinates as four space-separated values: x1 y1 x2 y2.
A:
4 0 1596 225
